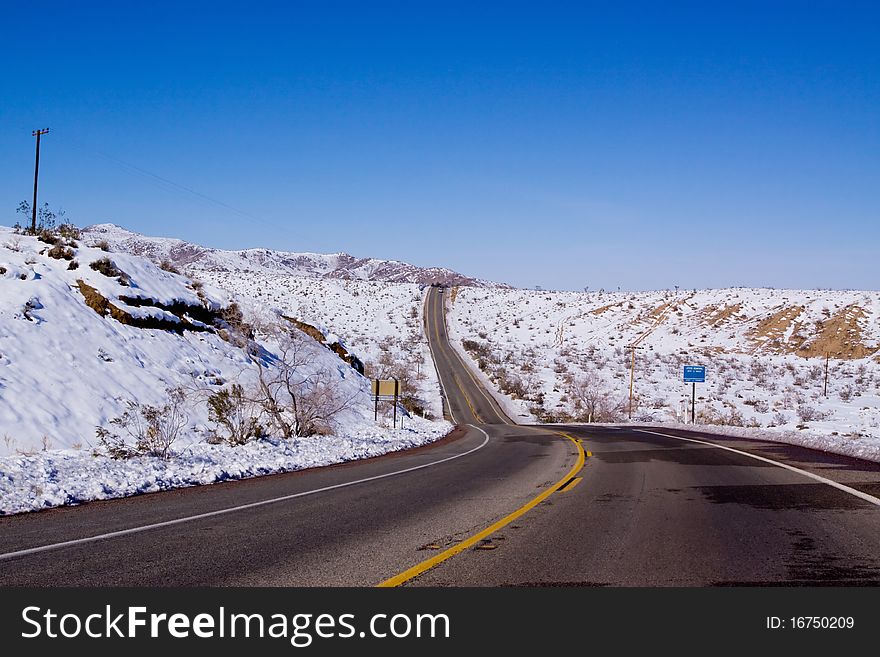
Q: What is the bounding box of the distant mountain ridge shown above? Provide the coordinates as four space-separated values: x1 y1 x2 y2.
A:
83 224 505 287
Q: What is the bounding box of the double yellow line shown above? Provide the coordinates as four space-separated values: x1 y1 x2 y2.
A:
430 290 484 424
430 289 509 425
377 432 586 587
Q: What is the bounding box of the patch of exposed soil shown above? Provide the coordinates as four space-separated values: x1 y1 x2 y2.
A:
796 304 878 360
748 305 804 354
701 303 743 327
748 303 876 360
591 301 624 315
77 280 209 333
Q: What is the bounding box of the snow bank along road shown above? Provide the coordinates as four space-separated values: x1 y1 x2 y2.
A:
2 288 880 585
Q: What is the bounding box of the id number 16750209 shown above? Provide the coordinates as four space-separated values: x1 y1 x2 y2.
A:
766 616 854 630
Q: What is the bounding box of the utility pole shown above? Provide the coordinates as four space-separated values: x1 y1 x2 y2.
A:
627 345 644 419
31 128 49 233
824 352 830 398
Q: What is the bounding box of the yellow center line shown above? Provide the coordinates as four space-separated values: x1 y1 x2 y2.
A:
432 289 510 425
376 431 585 587
431 291 483 424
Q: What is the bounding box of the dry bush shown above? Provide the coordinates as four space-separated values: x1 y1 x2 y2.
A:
160 259 181 274
206 384 265 445
770 411 788 427
95 387 188 459
568 370 626 422
90 257 131 285
58 222 81 241
796 404 829 422
251 327 357 437
696 406 745 426
47 244 74 260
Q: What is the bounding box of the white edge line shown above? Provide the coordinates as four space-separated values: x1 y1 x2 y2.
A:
636 429 880 508
0 426 491 562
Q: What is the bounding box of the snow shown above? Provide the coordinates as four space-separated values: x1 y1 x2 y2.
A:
0 424 449 516
195 271 446 421
5 219 877 517
446 286 880 460
82 223 502 287
0 226 452 515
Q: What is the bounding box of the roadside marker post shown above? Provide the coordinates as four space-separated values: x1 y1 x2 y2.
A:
683 366 706 424
371 378 401 428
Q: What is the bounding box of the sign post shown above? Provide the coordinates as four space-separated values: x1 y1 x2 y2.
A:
371 379 401 428
683 366 706 424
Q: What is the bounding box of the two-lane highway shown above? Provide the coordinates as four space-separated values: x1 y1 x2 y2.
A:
423 285 511 426
0 288 577 586
1 286 879 586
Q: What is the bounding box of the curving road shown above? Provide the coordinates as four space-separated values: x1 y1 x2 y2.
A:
1 287 879 586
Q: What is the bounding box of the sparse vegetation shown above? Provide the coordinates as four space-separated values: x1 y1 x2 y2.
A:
206 384 265 445
160 259 181 274
95 387 189 459
90 257 131 285
250 326 357 437
449 286 880 434
47 243 74 260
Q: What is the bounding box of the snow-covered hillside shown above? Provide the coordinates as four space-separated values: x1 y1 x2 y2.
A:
0 225 450 514
196 271 444 421
82 223 503 288
447 287 880 460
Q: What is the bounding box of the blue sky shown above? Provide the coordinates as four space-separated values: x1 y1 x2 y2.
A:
1 1 877 290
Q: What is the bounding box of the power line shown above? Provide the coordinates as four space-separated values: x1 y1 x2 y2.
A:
59 134 285 232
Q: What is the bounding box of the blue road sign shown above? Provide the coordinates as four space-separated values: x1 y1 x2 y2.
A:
683 366 706 383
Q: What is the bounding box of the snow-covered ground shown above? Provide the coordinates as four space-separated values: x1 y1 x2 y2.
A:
446 286 880 460
0 425 449 516
0 225 451 515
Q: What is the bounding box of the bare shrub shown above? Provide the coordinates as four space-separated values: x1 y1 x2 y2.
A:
95 387 188 459
769 411 788 427
694 403 745 426
206 384 265 445
796 404 829 422
58 222 81 241
159 259 181 274
252 327 357 437
568 370 625 422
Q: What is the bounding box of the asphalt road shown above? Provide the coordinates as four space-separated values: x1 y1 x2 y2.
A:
1 286 879 586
